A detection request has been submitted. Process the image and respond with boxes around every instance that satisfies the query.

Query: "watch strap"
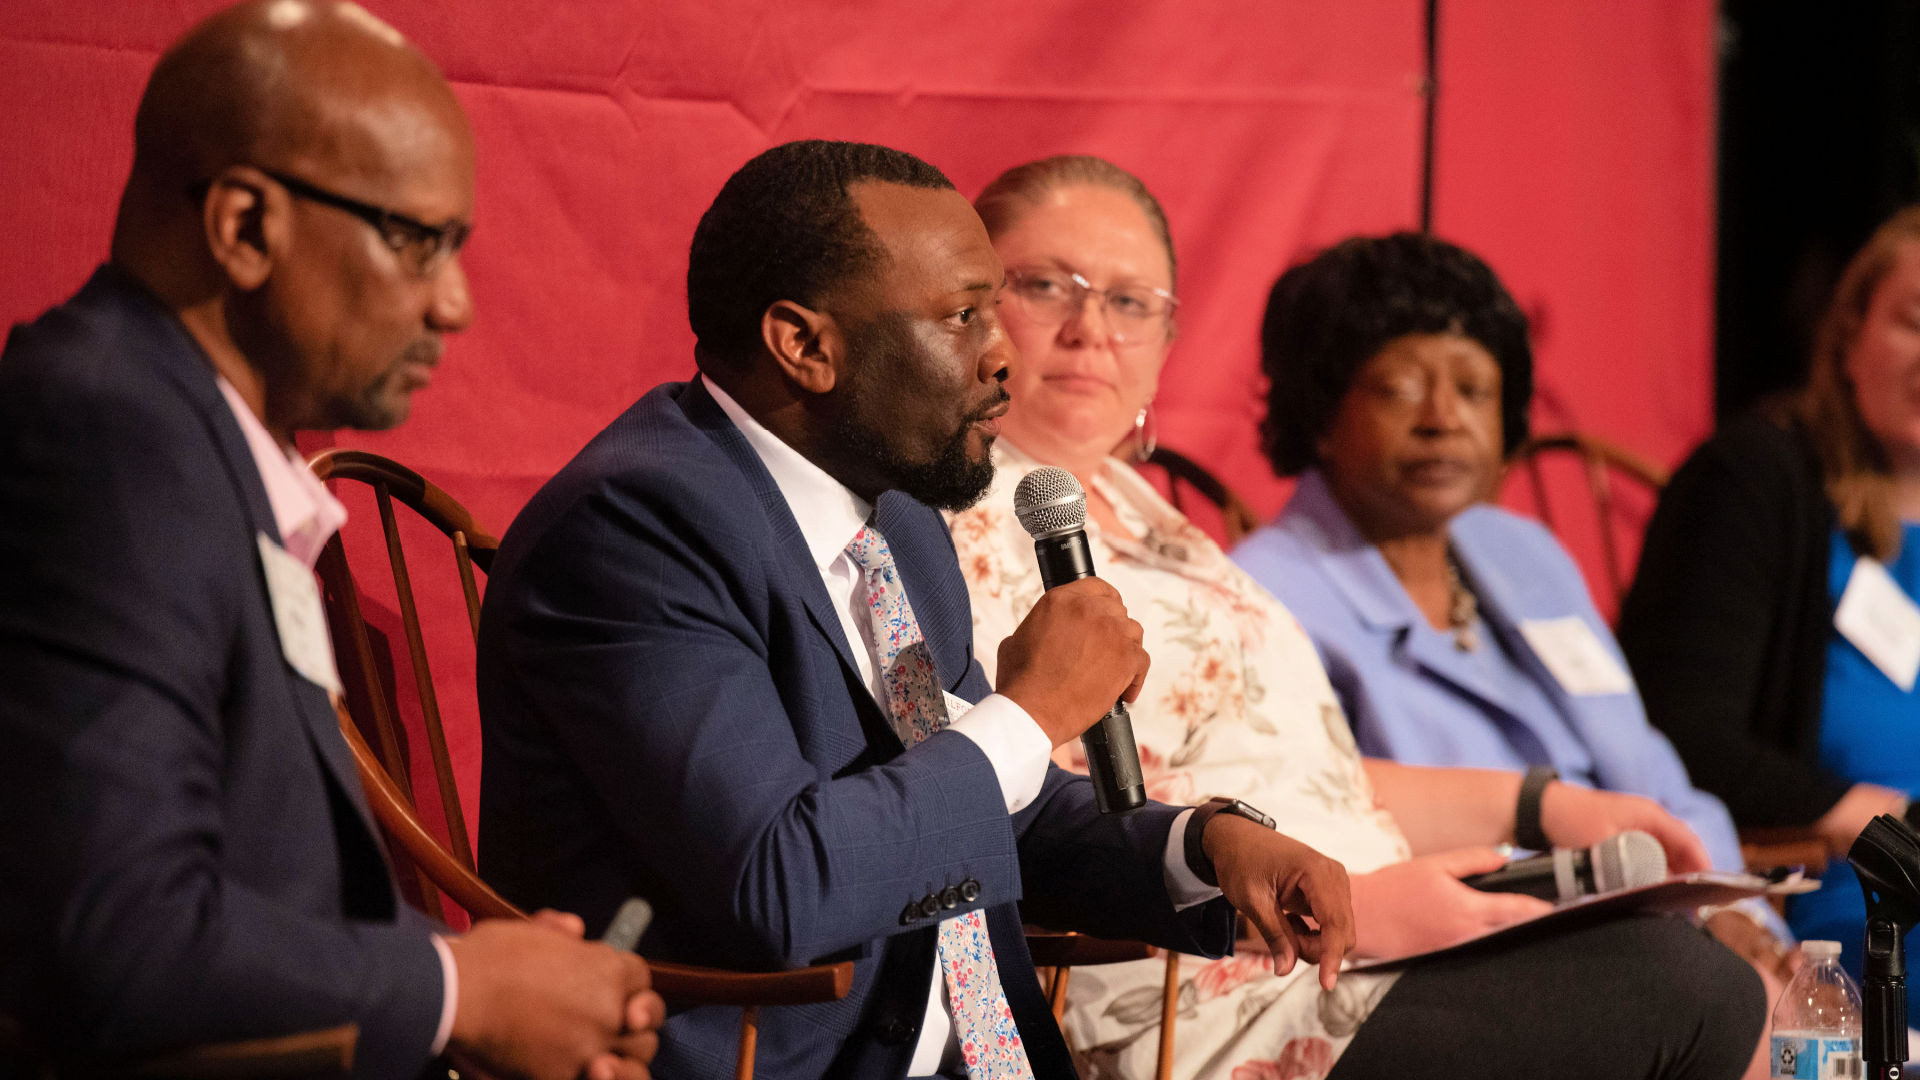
[1515,765,1558,852]
[1183,797,1276,888]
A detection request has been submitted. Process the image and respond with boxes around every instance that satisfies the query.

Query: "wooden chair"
[307,449,852,1080]
[1027,932,1182,1080]
[111,1028,358,1080]
[1738,829,1831,876]
[0,1014,356,1080]
[1507,431,1670,614]
[1738,827,1831,916]
[1138,446,1262,547]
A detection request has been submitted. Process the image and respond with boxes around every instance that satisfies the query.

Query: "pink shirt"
[214,377,346,568]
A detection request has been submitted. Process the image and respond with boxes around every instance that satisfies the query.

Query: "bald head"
[124,1,464,201]
[113,0,477,443]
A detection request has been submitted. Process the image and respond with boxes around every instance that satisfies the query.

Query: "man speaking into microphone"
[474,140,1354,1079]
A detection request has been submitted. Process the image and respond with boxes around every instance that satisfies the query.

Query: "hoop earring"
[1132,402,1158,463]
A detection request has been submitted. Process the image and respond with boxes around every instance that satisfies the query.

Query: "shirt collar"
[702,375,872,571]
[215,375,348,568]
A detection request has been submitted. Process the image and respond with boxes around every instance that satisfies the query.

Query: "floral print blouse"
[951,442,1409,874]
[949,442,1413,1080]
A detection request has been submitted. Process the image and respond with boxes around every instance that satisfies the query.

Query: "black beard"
[831,406,997,512]
[828,315,1000,512]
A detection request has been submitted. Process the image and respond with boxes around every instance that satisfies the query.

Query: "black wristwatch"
[1514,765,1559,852]
[1184,797,1278,888]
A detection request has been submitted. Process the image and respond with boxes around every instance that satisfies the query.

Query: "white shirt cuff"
[946,693,1051,813]
[430,933,458,1056]
[1163,808,1223,911]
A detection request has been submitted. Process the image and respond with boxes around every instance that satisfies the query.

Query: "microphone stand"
[1863,913,1906,1079]
[1849,815,1920,1079]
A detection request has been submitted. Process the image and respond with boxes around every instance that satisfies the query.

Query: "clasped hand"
[446,909,664,1080]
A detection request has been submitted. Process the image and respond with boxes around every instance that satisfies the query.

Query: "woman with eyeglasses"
[950,155,1761,1080]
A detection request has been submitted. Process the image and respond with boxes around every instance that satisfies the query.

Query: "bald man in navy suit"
[0,5,659,1077]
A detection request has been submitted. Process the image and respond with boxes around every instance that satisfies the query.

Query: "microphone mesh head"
[1592,830,1668,892]
[1013,467,1087,538]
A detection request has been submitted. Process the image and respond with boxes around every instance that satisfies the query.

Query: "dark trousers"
[1330,914,1765,1080]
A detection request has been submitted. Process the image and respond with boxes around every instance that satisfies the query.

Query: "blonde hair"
[1794,205,1920,561]
[973,154,1177,289]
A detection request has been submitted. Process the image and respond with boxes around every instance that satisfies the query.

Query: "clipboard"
[1347,870,1816,972]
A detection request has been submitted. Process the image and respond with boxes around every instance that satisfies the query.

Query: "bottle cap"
[1802,940,1842,959]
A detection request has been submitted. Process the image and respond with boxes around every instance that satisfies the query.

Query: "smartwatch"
[1184,797,1278,888]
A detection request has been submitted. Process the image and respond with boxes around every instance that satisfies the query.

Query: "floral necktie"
[845,524,1034,1079]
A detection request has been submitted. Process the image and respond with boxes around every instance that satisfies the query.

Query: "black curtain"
[1716,0,1920,417]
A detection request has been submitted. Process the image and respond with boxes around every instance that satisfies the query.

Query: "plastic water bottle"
[1772,940,1863,1079]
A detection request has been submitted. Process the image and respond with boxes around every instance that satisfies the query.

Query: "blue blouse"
[1788,524,1920,1024]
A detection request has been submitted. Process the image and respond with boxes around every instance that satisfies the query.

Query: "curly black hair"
[687,139,954,370]
[1259,232,1533,476]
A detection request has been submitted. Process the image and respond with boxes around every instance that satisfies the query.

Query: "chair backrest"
[309,448,498,924]
[1507,431,1670,612]
[1135,446,1262,547]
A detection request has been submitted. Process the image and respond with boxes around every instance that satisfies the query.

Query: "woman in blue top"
[1231,233,1788,973]
[1617,208,1920,1019]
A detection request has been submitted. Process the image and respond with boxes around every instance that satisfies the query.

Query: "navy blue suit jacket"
[477,379,1232,1079]
[0,268,443,1078]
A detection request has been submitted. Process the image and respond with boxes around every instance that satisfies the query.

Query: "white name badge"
[257,532,343,695]
[1834,556,1920,692]
[1518,616,1635,697]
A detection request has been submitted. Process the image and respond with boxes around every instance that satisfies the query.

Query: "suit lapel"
[1448,514,1608,759]
[112,274,279,542]
[118,271,390,855]
[1289,471,1527,718]
[678,381,893,755]
[1447,513,1584,697]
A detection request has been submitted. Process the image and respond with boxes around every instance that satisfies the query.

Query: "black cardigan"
[1616,411,1854,829]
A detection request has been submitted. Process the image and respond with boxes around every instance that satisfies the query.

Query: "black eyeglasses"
[189,169,471,277]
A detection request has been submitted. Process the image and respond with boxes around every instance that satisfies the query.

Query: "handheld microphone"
[1012,467,1146,814]
[1461,830,1668,901]
[601,897,654,952]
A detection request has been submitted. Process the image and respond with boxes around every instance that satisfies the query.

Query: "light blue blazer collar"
[1274,471,1752,880]
[1282,470,1572,726]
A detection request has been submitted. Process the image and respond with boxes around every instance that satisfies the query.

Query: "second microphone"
[1461,830,1670,901]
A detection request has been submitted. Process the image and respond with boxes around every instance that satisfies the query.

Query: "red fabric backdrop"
[1437,0,1719,615]
[0,0,1714,850]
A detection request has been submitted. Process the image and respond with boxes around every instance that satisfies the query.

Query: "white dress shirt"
[702,377,1215,1075]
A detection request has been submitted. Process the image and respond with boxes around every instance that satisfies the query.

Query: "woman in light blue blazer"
[1231,233,1787,971]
